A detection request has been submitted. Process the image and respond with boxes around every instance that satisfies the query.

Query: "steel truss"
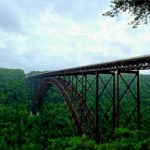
[28,69,141,143]
[115,70,140,129]
[27,55,150,143]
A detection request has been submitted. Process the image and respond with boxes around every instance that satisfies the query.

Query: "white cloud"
[0,0,149,73]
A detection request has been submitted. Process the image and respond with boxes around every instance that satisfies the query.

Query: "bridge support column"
[95,71,99,143]
[81,73,84,124]
[137,71,140,129]
[114,70,119,128]
[114,70,141,130]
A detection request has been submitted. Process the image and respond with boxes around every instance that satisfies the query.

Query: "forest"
[0,68,150,150]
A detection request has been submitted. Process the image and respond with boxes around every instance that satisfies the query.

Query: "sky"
[0,0,150,73]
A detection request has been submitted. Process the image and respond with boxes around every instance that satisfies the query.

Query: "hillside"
[0,68,150,149]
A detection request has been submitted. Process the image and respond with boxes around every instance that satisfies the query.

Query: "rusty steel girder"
[32,77,103,142]
[28,55,150,79]
[27,55,150,143]
[32,77,84,135]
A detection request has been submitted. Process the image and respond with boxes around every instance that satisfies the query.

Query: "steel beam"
[137,71,140,129]
[28,55,150,79]
[95,71,99,142]
[115,70,119,128]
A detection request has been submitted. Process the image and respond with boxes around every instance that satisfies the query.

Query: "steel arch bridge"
[27,55,150,143]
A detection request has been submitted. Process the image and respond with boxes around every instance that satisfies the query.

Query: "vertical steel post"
[137,71,140,129]
[75,75,77,90]
[63,74,66,89]
[81,73,84,124]
[82,73,84,100]
[115,70,119,128]
[95,71,99,141]
[84,74,87,102]
[113,72,116,129]
[71,74,73,100]
[69,75,71,84]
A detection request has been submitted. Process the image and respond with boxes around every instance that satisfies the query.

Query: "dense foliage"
[0,68,27,105]
[0,68,150,149]
[104,0,150,27]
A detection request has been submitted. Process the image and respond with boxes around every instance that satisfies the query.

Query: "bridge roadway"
[28,55,150,78]
[28,55,150,143]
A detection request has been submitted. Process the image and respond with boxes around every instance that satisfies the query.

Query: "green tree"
[104,0,150,27]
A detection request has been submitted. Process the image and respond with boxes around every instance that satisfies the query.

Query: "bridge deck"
[28,55,150,78]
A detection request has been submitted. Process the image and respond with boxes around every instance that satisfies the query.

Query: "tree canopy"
[104,0,150,28]
[0,68,150,149]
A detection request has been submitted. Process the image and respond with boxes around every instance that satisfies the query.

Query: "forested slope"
[0,68,150,150]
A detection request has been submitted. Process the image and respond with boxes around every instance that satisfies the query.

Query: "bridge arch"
[32,77,84,135]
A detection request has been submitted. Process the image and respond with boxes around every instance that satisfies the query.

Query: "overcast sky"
[0,0,150,73]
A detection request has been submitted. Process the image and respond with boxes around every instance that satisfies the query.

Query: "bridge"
[27,55,150,143]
